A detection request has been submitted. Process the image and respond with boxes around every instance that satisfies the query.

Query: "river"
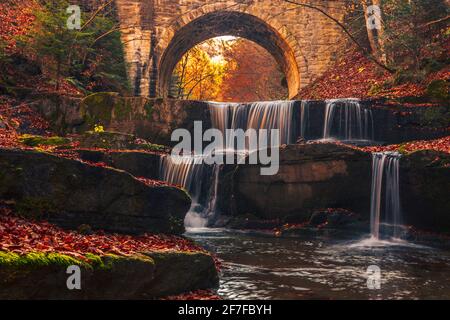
[186,228,450,300]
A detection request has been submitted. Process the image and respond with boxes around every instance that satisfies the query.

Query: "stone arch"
[157,11,301,99]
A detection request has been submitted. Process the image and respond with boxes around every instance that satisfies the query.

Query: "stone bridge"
[115,0,347,98]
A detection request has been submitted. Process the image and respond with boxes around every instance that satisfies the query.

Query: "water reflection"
[186,229,450,300]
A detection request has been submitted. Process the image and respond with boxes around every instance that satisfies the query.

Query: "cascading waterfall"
[160,155,219,228]
[300,100,310,139]
[160,100,297,228]
[370,152,402,240]
[160,99,377,228]
[209,100,296,148]
[323,98,373,141]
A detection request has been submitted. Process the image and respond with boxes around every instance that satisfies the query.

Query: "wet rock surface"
[232,143,372,222]
[0,148,190,235]
[400,150,450,232]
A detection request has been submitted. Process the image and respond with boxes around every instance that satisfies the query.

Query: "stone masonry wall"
[115,0,348,98]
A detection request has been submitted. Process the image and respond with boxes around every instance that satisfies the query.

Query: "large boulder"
[0,148,190,235]
[400,150,450,232]
[73,149,162,180]
[0,251,219,299]
[78,94,211,145]
[108,150,162,180]
[232,143,372,222]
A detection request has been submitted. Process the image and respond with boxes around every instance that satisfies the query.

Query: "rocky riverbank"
[217,143,450,236]
[0,132,219,299]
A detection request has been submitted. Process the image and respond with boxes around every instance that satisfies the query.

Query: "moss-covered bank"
[0,250,219,299]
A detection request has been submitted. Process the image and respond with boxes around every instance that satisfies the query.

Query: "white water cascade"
[370,152,402,240]
[323,98,374,141]
[159,155,220,228]
[160,100,298,228]
[209,100,296,149]
[300,100,310,139]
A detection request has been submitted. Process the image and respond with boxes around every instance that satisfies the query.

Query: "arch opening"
[158,11,300,99]
[171,37,289,101]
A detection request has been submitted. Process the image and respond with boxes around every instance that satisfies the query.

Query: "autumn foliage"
[360,136,450,154]
[219,39,287,102]
[0,206,209,262]
[297,49,450,100]
[0,1,36,54]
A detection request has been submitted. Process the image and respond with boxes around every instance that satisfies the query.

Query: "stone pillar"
[116,0,153,96]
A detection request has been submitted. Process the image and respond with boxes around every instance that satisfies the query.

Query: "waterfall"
[323,99,373,141]
[159,100,298,228]
[209,100,296,148]
[160,155,220,228]
[370,152,402,239]
[300,100,310,139]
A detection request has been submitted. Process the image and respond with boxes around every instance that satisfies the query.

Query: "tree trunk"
[56,58,61,91]
[372,0,387,65]
[362,0,387,64]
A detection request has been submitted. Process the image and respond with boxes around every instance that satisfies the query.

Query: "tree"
[220,39,288,101]
[381,0,449,73]
[282,0,394,73]
[16,0,129,93]
[173,39,230,100]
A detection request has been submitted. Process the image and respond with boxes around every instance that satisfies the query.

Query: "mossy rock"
[78,131,136,149]
[113,98,133,121]
[136,142,167,153]
[77,131,168,152]
[0,250,219,299]
[80,92,119,128]
[0,251,156,299]
[18,134,71,147]
[0,251,91,270]
[0,148,191,235]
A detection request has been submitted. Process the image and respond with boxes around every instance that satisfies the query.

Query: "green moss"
[18,134,70,147]
[0,251,157,274]
[137,142,167,153]
[397,144,410,155]
[80,92,119,127]
[0,251,91,269]
[83,253,121,270]
[144,100,155,119]
[114,99,133,121]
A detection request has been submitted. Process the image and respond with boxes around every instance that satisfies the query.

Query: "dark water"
[186,229,450,300]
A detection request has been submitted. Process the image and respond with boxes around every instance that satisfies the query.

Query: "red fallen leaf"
[360,136,450,154]
[0,205,221,271]
[161,289,221,300]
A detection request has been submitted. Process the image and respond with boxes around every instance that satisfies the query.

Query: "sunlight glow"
[211,54,226,64]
